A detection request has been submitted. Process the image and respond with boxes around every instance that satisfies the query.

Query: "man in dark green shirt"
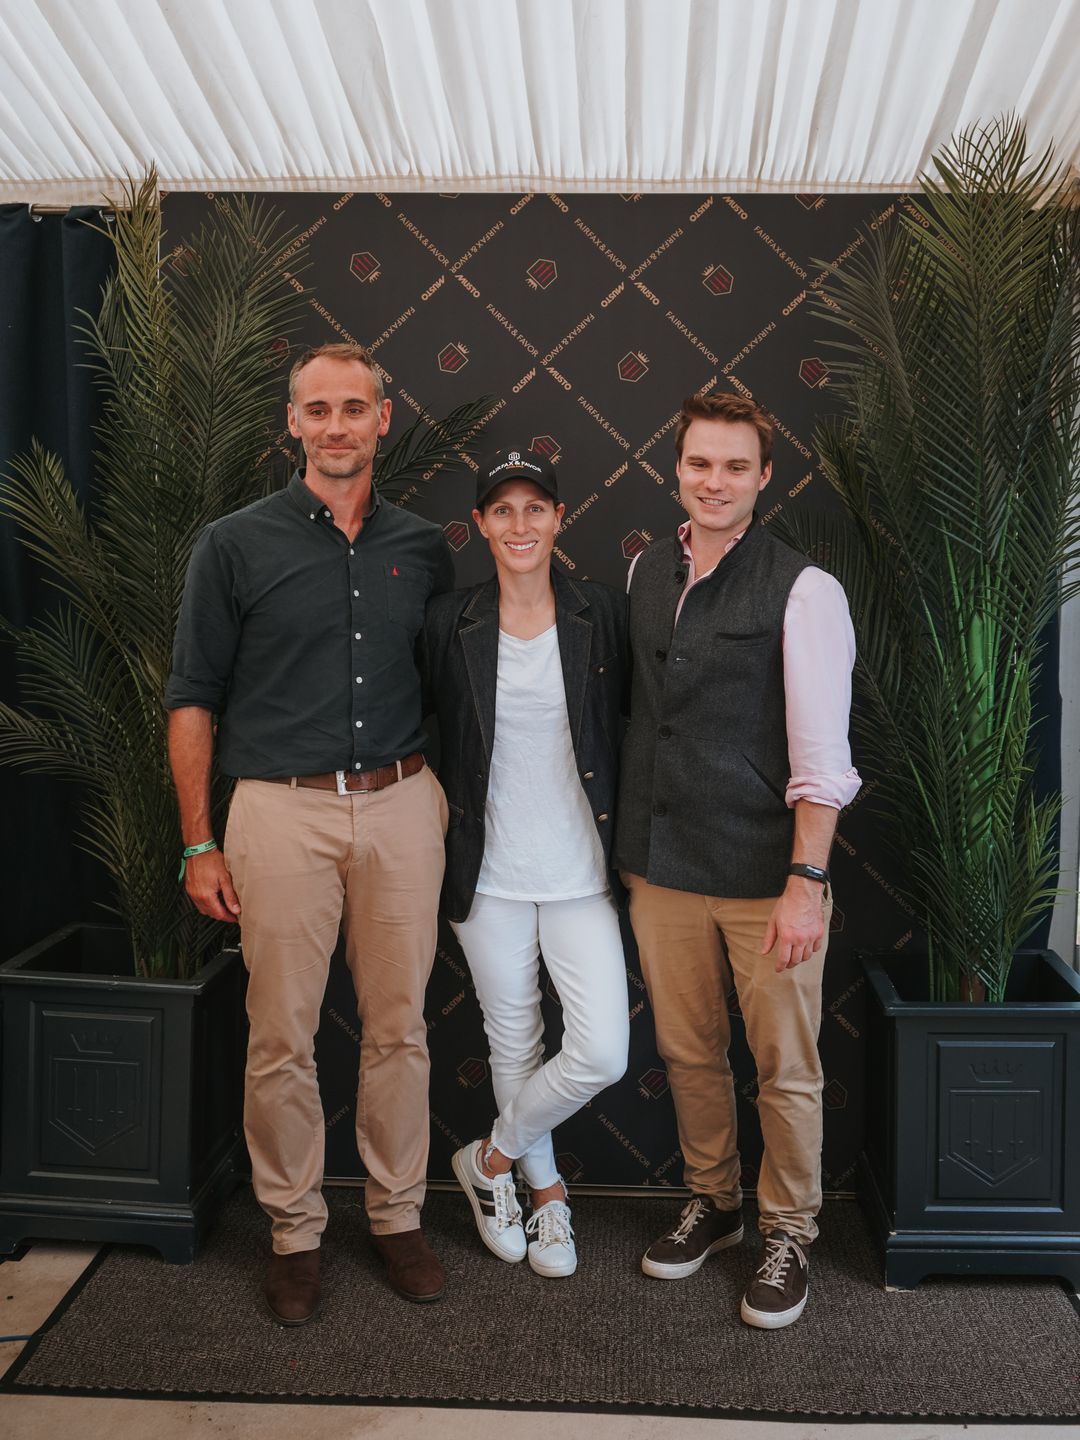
[167,343,453,1324]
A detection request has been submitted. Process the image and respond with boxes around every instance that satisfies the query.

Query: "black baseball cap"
[475,446,559,508]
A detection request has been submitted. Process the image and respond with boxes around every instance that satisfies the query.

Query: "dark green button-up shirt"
[165,472,454,777]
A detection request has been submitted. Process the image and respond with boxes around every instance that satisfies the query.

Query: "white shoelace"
[755,1233,806,1290]
[666,1196,710,1246]
[525,1201,574,1251]
[490,1173,523,1231]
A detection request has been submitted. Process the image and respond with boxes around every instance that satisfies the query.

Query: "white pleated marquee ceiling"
[1,0,1079,203]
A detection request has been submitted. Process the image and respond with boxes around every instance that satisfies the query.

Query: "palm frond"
[375,396,494,503]
[2,172,492,977]
[796,117,1080,1001]
[0,171,308,976]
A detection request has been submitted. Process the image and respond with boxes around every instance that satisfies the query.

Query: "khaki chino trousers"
[625,872,831,1244]
[224,766,448,1254]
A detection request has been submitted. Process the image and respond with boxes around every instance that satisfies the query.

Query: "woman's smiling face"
[474,480,565,575]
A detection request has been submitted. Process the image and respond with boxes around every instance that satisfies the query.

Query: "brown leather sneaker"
[371,1228,446,1302]
[740,1230,809,1328]
[641,1196,744,1279]
[265,1248,321,1325]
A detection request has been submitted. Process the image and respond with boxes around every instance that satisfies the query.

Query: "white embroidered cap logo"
[508,451,521,464]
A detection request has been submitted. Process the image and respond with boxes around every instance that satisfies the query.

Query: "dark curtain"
[0,206,116,958]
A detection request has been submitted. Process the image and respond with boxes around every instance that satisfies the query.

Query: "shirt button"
[597,665,605,674]
[323,508,331,518]
[309,512,316,519]
[355,720,363,728]
[355,676,363,684]
[653,802,667,818]
[355,632,362,639]
[658,725,672,739]
[596,812,609,823]
[349,547,354,555]
[582,770,594,780]
[353,589,360,597]
[355,762,362,770]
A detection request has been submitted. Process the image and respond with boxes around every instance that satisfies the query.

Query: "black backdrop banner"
[168,188,925,1190]
[0,206,115,960]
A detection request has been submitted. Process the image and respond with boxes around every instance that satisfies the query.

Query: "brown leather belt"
[261,751,426,795]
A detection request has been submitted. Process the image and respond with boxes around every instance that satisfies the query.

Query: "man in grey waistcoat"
[617,390,860,1328]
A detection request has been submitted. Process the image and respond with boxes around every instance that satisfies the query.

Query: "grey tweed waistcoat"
[615,516,811,898]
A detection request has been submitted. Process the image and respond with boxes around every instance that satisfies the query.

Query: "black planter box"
[860,949,1080,1291]
[0,923,246,1262]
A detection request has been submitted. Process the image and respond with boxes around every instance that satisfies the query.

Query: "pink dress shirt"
[628,522,861,812]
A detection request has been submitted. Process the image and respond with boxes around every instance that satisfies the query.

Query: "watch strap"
[789,862,828,884]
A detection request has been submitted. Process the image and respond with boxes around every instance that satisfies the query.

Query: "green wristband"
[179,839,217,881]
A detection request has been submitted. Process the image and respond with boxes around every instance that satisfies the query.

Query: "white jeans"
[451,890,629,1189]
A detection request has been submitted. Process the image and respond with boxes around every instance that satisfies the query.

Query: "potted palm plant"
[0,173,489,1260]
[787,118,1080,1289]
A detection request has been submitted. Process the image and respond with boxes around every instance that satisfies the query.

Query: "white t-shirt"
[475,624,609,901]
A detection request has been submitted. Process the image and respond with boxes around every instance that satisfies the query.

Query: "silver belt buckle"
[335,769,349,795]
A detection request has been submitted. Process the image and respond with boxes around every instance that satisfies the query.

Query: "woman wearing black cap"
[420,446,629,1278]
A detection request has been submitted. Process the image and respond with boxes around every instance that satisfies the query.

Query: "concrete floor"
[2,1240,1076,1440]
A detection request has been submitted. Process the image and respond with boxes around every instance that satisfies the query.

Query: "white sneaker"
[451,1141,526,1263]
[525,1199,577,1277]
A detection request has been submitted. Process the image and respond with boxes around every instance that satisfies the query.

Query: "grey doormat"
[4,1185,1079,1420]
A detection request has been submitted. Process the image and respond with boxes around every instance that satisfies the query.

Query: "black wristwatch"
[789,862,829,884]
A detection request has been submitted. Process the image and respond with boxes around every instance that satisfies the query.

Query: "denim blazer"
[420,567,627,923]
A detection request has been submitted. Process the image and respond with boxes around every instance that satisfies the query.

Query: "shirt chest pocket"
[384,562,428,636]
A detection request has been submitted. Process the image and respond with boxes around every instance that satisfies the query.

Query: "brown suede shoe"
[371,1228,445,1302]
[265,1248,321,1326]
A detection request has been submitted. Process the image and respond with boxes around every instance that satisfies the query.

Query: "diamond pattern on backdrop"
[165,189,915,1192]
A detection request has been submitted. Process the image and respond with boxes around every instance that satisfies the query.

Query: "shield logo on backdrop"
[169,245,195,277]
[530,434,561,461]
[556,1151,585,1182]
[51,1056,139,1154]
[822,1079,848,1110]
[266,336,290,367]
[443,520,470,551]
[638,1067,670,1100]
[438,342,470,373]
[702,263,733,296]
[350,251,381,283]
[795,193,825,210]
[947,1089,1041,1185]
[618,351,649,382]
[799,357,830,389]
[526,258,558,290]
[456,1057,488,1089]
[621,530,649,561]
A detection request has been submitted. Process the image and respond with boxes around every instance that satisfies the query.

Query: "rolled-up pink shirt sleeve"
[783,567,861,810]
